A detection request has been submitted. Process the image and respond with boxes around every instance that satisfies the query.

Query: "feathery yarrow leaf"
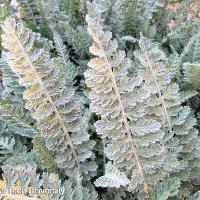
[135,36,200,188]
[94,162,130,188]
[85,4,167,195]
[149,178,180,200]
[52,28,77,85]
[181,32,200,64]
[1,60,24,103]
[1,17,96,178]
[0,165,98,200]
[183,62,200,90]
[0,99,37,138]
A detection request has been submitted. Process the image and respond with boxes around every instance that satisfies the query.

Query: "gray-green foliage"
[93,0,164,38]
[0,99,37,138]
[149,178,180,200]
[85,4,169,198]
[0,60,39,167]
[181,33,200,64]
[172,31,200,112]
[0,165,98,200]
[181,33,200,91]
[0,60,24,104]
[183,62,200,89]
[52,29,77,85]
[1,17,97,179]
[135,36,200,189]
[41,0,91,57]
[94,162,130,188]
[84,2,200,199]
[0,137,19,155]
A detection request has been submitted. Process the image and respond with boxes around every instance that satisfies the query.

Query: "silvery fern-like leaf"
[149,178,180,200]
[90,0,112,15]
[40,0,78,85]
[32,31,54,52]
[135,36,200,190]
[0,137,21,155]
[3,149,39,168]
[85,3,167,196]
[0,165,61,199]
[59,21,91,58]
[165,51,181,80]
[7,165,43,189]
[113,0,144,22]
[183,62,200,90]
[94,162,130,188]
[62,176,98,200]
[135,36,174,129]
[143,0,164,20]
[41,0,91,57]
[109,0,163,35]
[52,28,77,86]
[40,0,62,24]
[179,90,198,103]
[0,60,24,105]
[0,99,37,138]
[109,0,144,34]
[1,17,96,178]
[181,32,200,64]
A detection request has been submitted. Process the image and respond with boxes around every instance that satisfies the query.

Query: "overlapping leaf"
[85,4,167,196]
[1,17,96,178]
